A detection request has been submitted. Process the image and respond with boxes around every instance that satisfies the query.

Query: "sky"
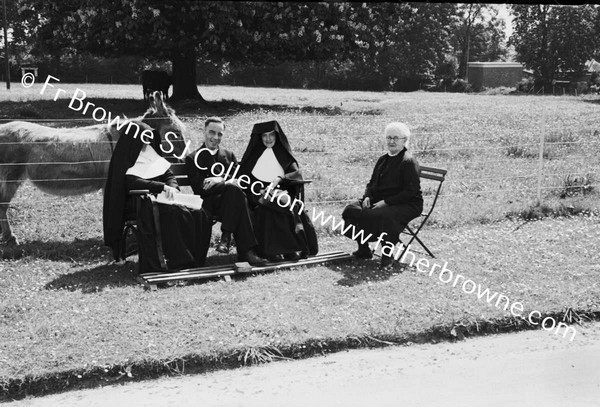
[498,4,514,38]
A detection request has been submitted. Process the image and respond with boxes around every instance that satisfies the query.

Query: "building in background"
[467,62,525,91]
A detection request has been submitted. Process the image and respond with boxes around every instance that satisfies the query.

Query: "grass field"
[1,83,599,399]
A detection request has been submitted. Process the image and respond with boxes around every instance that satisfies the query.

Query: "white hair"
[385,122,411,147]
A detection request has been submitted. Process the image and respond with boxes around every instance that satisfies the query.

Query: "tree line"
[1,2,598,99]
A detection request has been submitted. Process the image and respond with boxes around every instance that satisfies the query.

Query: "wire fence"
[0,110,598,212]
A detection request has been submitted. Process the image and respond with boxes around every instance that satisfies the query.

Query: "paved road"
[8,323,600,407]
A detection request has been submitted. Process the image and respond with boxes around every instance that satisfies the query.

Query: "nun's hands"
[268,176,282,191]
[163,185,177,200]
[372,200,388,209]
[361,197,371,209]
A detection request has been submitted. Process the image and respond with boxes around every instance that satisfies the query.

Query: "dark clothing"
[123,170,176,219]
[103,121,211,268]
[342,201,421,245]
[185,145,239,198]
[103,121,160,259]
[134,195,211,272]
[343,149,423,246]
[245,172,317,257]
[363,148,423,206]
[126,172,211,271]
[126,170,178,194]
[239,121,318,256]
[185,145,258,253]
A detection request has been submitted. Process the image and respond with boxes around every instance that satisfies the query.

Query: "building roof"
[467,62,524,68]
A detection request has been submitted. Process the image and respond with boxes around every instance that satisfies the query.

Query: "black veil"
[103,121,161,259]
[239,120,298,176]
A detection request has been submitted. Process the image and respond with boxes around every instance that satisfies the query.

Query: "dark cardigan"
[363,148,423,207]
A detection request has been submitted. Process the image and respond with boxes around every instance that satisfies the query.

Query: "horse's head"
[141,91,188,159]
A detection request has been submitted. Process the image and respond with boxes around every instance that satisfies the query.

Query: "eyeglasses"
[386,136,406,142]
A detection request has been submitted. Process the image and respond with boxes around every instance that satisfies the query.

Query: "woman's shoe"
[239,250,267,266]
[268,254,285,262]
[215,231,232,254]
[283,252,301,261]
[352,243,372,259]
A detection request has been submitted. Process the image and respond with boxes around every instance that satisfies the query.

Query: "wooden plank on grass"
[138,251,353,288]
[237,251,353,274]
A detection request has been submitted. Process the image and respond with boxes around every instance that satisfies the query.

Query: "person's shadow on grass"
[0,238,110,262]
[44,261,139,293]
[334,256,410,287]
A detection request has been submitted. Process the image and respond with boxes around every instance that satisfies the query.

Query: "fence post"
[536,108,546,205]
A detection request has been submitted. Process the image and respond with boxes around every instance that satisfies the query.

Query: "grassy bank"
[1,216,599,399]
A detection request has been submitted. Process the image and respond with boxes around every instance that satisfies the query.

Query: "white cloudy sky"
[498,4,514,38]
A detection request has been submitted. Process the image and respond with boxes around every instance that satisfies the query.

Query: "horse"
[142,70,172,101]
[0,91,188,246]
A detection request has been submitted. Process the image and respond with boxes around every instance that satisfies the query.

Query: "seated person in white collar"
[341,122,423,269]
[237,120,318,262]
[103,121,211,271]
[184,117,266,266]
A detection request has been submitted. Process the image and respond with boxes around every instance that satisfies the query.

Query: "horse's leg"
[0,168,26,246]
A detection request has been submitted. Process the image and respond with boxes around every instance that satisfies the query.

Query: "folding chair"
[396,166,447,259]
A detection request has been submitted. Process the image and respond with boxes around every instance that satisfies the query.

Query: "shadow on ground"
[582,98,600,107]
[0,98,352,125]
[0,237,109,261]
[334,256,408,287]
[44,261,138,293]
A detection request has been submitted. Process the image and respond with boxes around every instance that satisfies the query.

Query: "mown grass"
[1,84,600,398]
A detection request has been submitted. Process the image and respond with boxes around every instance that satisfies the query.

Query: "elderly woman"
[104,121,211,272]
[342,122,423,269]
[238,120,318,262]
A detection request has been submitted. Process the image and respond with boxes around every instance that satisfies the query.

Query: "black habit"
[103,121,211,270]
[239,121,318,257]
[342,148,423,245]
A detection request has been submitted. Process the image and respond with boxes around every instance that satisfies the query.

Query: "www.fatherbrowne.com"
[310,208,577,342]
[32,75,576,341]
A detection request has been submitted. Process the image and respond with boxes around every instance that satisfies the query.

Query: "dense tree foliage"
[451,4,507,79]
[510,4,599,90]
[16,1,357,99]
[6,2,553,96]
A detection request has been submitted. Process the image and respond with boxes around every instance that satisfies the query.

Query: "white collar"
[251,148,285,182]
[207,148,218,156]
[388,149,405,157]
[126,144,171,179]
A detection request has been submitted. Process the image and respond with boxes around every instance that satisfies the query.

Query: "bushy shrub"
[575,81,588,95]
[205,60,392,91]
[29,54,144,84]
[450,78,472,93]
[559,174,594,198]
[435,55,459,89]
[517,77,535,93]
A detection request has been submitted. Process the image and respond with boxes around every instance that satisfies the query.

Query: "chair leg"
[410,234,435,258]
[402,225,435,258]
[120,225,130,261]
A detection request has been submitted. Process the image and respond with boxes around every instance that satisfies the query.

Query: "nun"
[238,121,318,262]
[103,121,211,272]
